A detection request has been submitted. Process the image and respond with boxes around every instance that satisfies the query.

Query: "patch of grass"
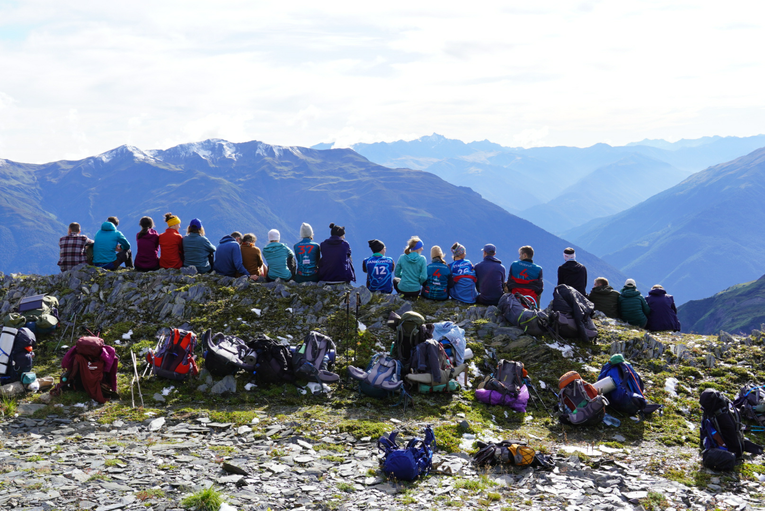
[336,420,388,439]
[336,482,356,493]
[87,472,112,481]
[640,491,669,511]
[181,486,224,511]
[314,442,344,452]
[104,458,122,467]
[159,464,178,471]
[1,396,17,416]
[26,455,44,462]
[209,445,236,456]
[136,488,165,501]
[454,475,497,492]
[322,455,345,463]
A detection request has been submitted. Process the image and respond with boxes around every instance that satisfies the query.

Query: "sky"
[0,0,764,163]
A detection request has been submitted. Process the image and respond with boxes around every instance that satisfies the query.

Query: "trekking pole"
[526,379,553,419]
[130,350,144,408]
[344,291,351,365]
[354,292,360,365]
[55,312,77,352]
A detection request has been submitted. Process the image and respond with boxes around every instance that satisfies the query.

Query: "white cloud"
[0,1,764,162]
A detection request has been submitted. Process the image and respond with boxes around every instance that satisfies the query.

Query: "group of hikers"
[57,215,681,332]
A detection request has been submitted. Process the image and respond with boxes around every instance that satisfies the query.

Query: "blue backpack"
[597,355,658,416]
[377,426,436,481]
[348,352,404,399]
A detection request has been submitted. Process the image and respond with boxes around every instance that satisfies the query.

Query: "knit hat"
[166,215,181,227]
[268,229,280,242]
[431,246,445,260]
[368,239,385,253]
[564,247,576,261]
[300,223,314,239]
[652,284,664,290]
[609,353,625,365]
[329,223,345,237]
[189,218,202,229]
[624,278,636,288]
[483,243,496,255]
[451,243,466,258]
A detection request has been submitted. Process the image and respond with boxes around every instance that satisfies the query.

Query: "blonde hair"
[431,245,445,264]
[404,236,422,255]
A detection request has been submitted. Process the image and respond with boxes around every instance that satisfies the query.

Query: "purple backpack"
[475,360,529,412]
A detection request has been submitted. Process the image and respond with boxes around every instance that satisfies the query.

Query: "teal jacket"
[93,222,131,265]
[394,252,428,293]
[183,233,216,273]
[618,287,651,328]
[263,242,295,280]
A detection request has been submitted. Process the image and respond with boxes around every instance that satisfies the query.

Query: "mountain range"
[677,275,765,335]
[0,139,626,298]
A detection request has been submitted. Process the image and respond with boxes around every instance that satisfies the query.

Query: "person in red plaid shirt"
[57,222,92,272]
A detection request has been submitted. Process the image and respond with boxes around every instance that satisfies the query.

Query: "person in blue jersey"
[293,223,321,283]
[507,245,544,308]
[362,239,395,293]
[448,242,477,304]
[475,243,506,306]
[394,236,428,298]
[421,246,451,301]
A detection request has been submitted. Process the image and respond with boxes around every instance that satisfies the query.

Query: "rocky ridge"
[0,268,764,511]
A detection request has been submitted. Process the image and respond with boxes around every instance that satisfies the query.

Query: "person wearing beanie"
[262,228,296,281]
[317,223,356,283]
[588,277,620,318]
[474,243,506,306]
[618,279,651,328]
[93,217,132,270]
[159,213,184,269]
[134,216,160,272]
[421,245,451,300]
[645,284,681,332]
[448,242,477,304]
[182,218,216,273]
[394,236,428,298]
[294,223,321,283]
[213,231,252,278]
[507,245,544,307]
[362,239,395,293]
[239,233,266,278]
[557,247,587,296]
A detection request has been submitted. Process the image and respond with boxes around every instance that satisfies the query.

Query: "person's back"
[557,247,587,296]
[618,279,651,328]
[448,243,477,304]
[93,220,131,269]
[421,246,451,300]
[134,216,160,271]
[362,239,394,293]
[58,223,91,272]
[645,285,681,332]
[294,223,321,283]
[317,223,355,283]
[588,278,620,318]
[508,246,544,307]
[214,234,249,277]
[240,234,264,277]
[394,238,428,295]
[262,229,295,281]
[474,244,506,306]
[182,219,215,273]
[159,213,184,269]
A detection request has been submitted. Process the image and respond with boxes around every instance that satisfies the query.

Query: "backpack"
[246,334,295,385]
[700,388,763,470]
[390,311,430,371]
[475,360,530,411]
[292,331,339,384]
[0,326,36,384]
[558,371,607,426]
[201,330,257,377]
[53,336,118,404]
[597,356,661,417]
[348,352,404,398]
[734,382,765,427]
[4,295,60,334]
[377,426,436,481]
[405,339,463,393]
[497,293,548,336]
[472,440,554,469]
[549,285,598,342]
[149,329,199,381]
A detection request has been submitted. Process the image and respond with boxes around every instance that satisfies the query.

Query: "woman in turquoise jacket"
[394,236,428,298]
[182,218,216,273]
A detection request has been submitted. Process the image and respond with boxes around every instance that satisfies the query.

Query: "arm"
[117,232,131,251]
[419,258,428,284]
[394,257,403,278]
[557,266,563,286]
[642,297,651,316]
[233,247,249,277]
[362,258,368,273]
[287,250,297,276]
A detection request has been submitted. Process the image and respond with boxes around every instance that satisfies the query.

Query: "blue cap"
[483,243,496,254]
[190,218,202,229]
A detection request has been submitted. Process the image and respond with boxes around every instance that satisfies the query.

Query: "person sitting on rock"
[93,217,132,270]
[362,239,395,293]
[421,246,451,301]
[214,231,253,278]
[475,243,506,306]
[159,213,184,269]
[240,233,266,279]
[448,242,477,304]
[557,247,587,296]
[182,218,216,273]
[645,284,681,332]
[58,222,92,272]
[230,231,242,244]
[262,229,296,282]
[134,216,160,272]
[394,236,428,299]
[618,279,651,328]
[294,223,321,283]
[588,277,620,318]
[317,223,355,283]
[507,245,544,308]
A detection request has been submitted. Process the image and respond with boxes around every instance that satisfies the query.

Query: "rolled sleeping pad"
[593,376,616,394]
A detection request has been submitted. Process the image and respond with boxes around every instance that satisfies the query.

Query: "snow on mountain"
[95,145,156,164]
[153,138,241,162]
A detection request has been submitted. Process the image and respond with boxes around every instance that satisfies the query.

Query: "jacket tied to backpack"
[54,336,119,404]
[378,426,436,481]
[549,284,598,342]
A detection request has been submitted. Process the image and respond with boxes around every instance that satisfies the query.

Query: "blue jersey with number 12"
[363,255,395,293]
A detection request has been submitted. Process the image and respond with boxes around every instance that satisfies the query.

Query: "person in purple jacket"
[645,284,681,332]
[474,243,506,306]
[317,223,356,283]
[134,217,160,272]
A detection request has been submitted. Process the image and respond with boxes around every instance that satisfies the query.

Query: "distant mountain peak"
[156,139,241,162]
[419,133,447,142]
[96,144,155,164]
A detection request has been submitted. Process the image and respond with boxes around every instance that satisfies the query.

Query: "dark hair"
[242,233,256,244]
[137,216,154,239]
[230,231,242,240]
[187,224,204,235]
[107,216,119,227]
[68,222,81,233]
[594,277,609,287]
[164,212,174,222]
[329,223,345,237]
[519,245,534,259]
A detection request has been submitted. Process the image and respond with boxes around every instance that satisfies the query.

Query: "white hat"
[268,229,280,242]
[624,278,636,288]
[300,223,313,238]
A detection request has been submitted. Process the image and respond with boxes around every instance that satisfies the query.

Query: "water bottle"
[603,413,621,427]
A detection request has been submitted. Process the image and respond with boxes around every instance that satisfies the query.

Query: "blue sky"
[0,0,764,162]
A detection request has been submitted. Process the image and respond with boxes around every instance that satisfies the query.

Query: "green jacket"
[618,287,651,328]
[394,252,428,293]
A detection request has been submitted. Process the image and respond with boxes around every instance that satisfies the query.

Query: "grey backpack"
[292,331,339,383]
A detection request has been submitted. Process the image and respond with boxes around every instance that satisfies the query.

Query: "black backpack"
[479,360,525,397]
[734,382,765,427]
[201,330,256,377]
[247,334,295,385]
[292,331,339,383]
[699,388,763,470]
[0,326,36,384]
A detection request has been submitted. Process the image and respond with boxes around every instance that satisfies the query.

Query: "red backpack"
[149,329,199,381]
